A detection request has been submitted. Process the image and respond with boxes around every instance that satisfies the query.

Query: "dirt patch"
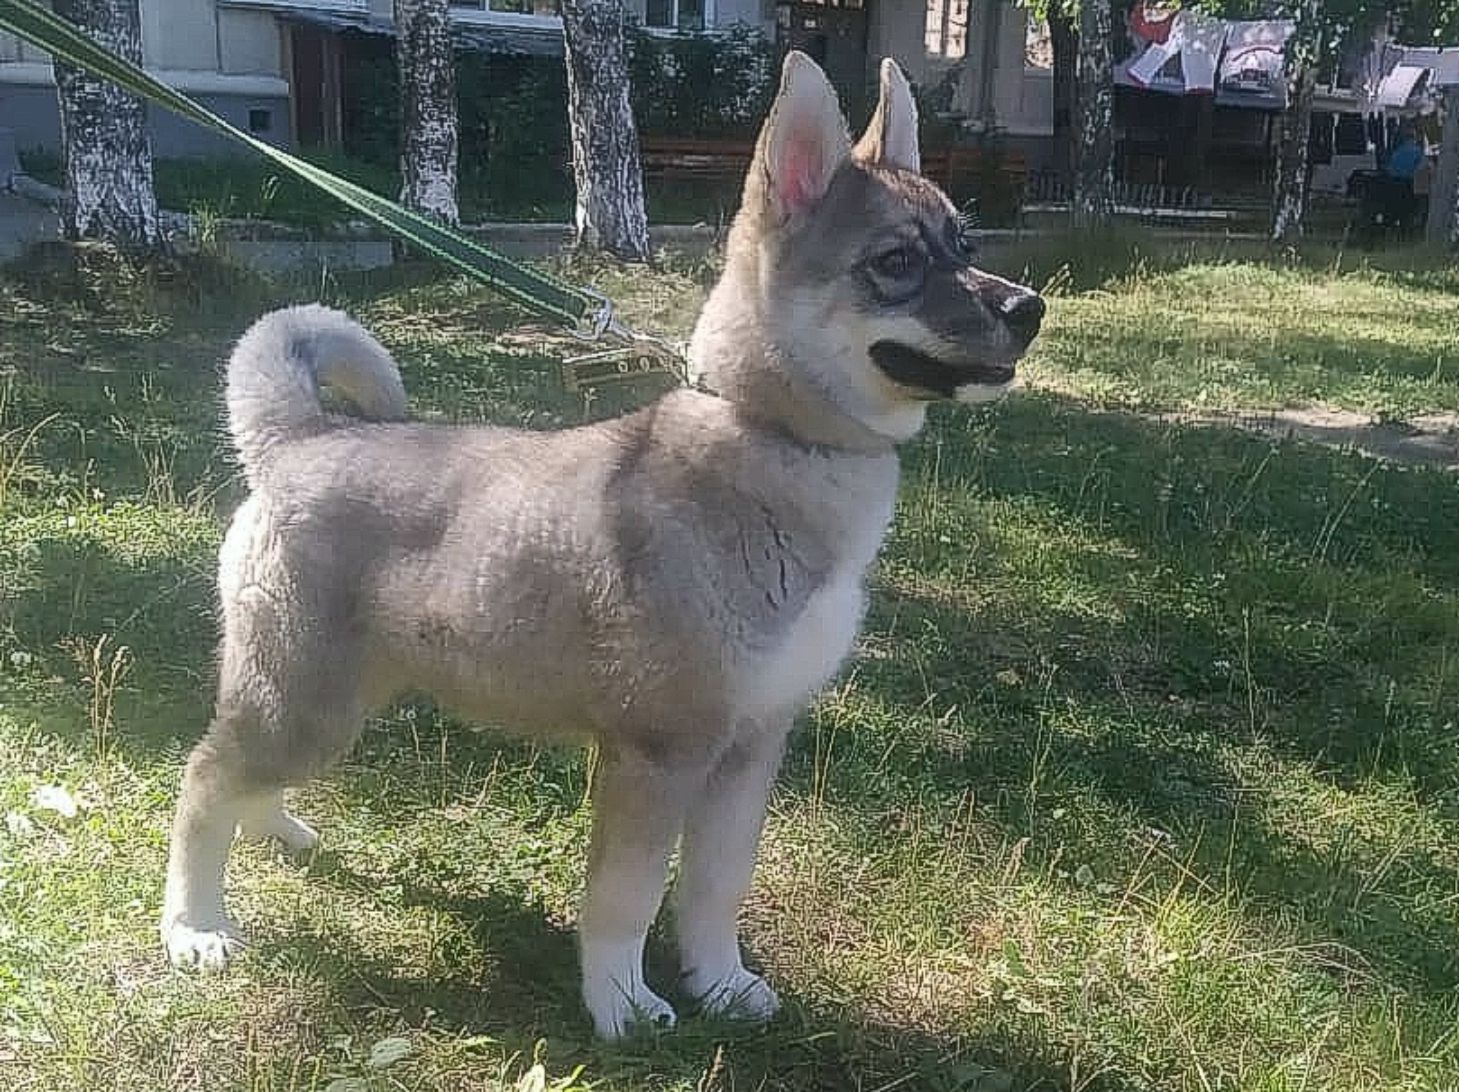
[1151,407,1459,471]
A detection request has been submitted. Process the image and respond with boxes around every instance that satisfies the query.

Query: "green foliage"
[340,35,574,222]
[330,27,777,222]
[625,23,776,139]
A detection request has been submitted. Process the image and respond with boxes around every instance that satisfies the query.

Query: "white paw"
[237,808,319,853]
[583,978,678,1040]
[688,967,780,1021]
[161,916,245,972]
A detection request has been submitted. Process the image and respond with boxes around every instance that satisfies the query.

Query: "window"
[248,108,272,134]
[450,0,559,17]
[924,0,967,61]
[643,0,704,31]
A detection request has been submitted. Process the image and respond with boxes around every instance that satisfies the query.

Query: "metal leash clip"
[561,290,689,393]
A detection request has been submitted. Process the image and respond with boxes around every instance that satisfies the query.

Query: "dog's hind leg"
[161,693,362,970]
[161,611,366,972]
[578,745,692,1039]
[237,789,319,853]
[160,715,266,970]
[674,725,786,1021]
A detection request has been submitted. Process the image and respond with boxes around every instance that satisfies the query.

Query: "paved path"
[1137,407,1459,472]
[0,187,60,263]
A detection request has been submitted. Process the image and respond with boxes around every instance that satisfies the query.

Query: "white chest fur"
[737,566,867,721]
[733,469,895,722]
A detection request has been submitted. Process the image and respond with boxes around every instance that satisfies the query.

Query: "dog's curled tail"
[226,304,407,479]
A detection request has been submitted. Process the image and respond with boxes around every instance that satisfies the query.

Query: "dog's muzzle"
[999,291,1045,348]
[869,341,1017,400]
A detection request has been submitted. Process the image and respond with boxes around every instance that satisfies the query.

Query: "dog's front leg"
[674,724,786,1021]
[578,746,687,1038]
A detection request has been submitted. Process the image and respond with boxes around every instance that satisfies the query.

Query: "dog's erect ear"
[854,58,920,174]
[756,50,851,218]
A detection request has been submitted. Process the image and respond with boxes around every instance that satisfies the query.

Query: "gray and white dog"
[160,51,1043,1039]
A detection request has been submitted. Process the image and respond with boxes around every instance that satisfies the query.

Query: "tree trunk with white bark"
[52,0,161,252]
[1426,86,1459,247]
[1072,0,1114,229]
[560,0,650,262]
[395,0,460,225]
[1270,0,1321,244]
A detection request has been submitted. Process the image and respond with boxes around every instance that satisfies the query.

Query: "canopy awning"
[281,8,564,58]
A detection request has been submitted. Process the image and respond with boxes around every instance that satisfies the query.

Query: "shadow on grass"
[255,860,1135,1092]
[803,392,1459,994]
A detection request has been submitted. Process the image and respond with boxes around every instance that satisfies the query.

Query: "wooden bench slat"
[639,136,1032,207]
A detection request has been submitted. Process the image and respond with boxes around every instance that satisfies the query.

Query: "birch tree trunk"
[1426,85,1459,247]
[1050,10,1077,187]
[395,0,460,225]
[1270,0,1321,244]
[560,0,651,262]
[1072,0,1114,229]
[52,0,161,252]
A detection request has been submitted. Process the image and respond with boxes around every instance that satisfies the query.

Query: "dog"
[159,51,1043,1039]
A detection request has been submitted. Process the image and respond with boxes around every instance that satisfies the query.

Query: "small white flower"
[31,785,80,819]
[5,812,35,838]
[8,651,32,669]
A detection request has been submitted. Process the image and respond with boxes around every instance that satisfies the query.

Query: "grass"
[1025,257,1459,418]
[2,236,1459,1091]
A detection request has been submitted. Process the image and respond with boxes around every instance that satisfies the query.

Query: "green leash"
[0,0,685,389]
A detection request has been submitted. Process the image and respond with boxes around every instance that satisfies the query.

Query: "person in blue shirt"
[1370,121,1425,238]
[1384,124,1424,181]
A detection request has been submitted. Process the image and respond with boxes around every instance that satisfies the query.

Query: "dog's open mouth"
[869,341,1017,400]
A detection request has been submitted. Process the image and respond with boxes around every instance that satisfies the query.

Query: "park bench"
[640,136,1030,204]
[640,136,755,184]
[922,145,1029,205]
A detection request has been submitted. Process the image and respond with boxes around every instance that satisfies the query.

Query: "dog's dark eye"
[948,213,977,261]
[951,221,975,260]
[870,246,923,281]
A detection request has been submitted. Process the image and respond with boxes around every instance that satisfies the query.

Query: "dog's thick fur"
[160,53,1043,1038]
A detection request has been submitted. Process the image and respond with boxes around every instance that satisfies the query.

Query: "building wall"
[1007,68,1052,136]
[0,81,289,157]
[868,0,962,105]
[711,0,772,32]
[868,0,1044,132]
[141,0,220,69]
[985,5,1044,132]
[0,22,51,64]
[0,1,291,156]
[219,8,287,76]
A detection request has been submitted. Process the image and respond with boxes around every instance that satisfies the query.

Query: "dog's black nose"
[1000,292,1045,344]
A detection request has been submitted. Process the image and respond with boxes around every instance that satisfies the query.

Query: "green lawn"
[2,240,1458,1091]
[1029,259,1459,417]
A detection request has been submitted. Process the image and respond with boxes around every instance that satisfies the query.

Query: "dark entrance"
[775,0,869,123]
[288,22,343,149]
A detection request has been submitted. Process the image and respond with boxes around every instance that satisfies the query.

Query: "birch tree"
[560,0,651,262]
[395,0,460,225]
[1072,0,1115,228]
[52,0,161,252]
[1270,0,1322,243]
